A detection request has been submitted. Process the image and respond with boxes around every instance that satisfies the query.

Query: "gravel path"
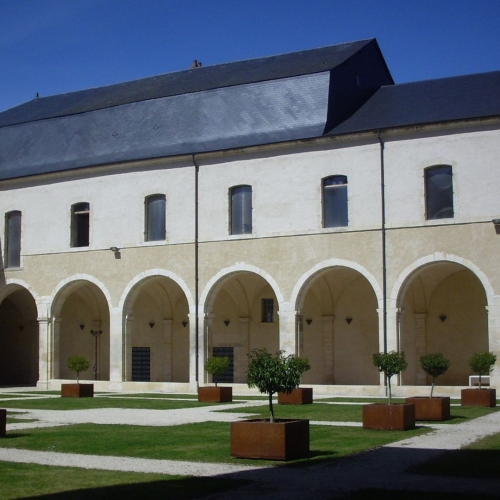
[2,393,500,498]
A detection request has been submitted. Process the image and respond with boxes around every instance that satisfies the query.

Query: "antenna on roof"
[190,60,202,68]
[35,92,39,98]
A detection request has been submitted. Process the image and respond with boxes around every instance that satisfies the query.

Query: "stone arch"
[0,283,39,385]
[393,254,490,386]
[121,271,191,383]
[291,259,381,385]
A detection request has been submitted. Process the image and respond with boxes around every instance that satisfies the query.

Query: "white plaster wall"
[384,127,500,227]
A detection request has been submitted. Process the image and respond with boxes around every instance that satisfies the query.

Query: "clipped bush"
[373,351,407,404]
[67,356,90,384]
[420,353,451,397]
[205,356,230,387]
[469,352,497,389]
[247,348,310,422]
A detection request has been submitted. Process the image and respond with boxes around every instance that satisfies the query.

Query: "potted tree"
[278,357,313,405]
[198,356,232,402]
[61,356,93,398]
[363,350,415,430]
[461,352,497,407]
[230,348,311,460]
[406,353,451,420]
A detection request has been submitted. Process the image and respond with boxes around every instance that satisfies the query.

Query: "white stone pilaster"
[278,301,295,355]
[109,307,122,383]
[323,315,334,384]
[163,319,173,381]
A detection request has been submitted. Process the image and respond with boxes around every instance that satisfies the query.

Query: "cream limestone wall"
[1,121,499,393]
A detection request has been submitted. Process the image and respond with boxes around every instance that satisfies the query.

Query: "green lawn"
[0,461,248,500]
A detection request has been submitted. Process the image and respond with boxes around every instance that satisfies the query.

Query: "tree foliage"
[372,351,407,405]
[246,348,310,422]
[67,356,90,384]
[469,352,497,389]
[205,356,230,387]
[419,353,451,397]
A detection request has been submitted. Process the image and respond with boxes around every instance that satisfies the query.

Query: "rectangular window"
[71,202,90,247]
[212,347,234,383]
[323,175,348,228]
[145,194,166,241]
[132,347,151,381]
[425,165,454,220]
[261,298,274,323]
[5,210,21,268]
[230,185,252,235]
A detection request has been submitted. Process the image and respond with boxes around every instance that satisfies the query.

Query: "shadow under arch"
[291,259,382,386]
[393,254,491,386]
[51,276,111,381]
[0,282,39,385]
[120,271,191,383]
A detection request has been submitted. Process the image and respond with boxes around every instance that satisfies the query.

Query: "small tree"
[373,351,407,405]
[419,353,450,398]
[469,352,497,389]
[67,356,90,384]
[247,348,310,422]
[205,356,230,387]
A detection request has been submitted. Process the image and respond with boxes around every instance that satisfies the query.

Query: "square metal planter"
[461,388,496,407]
[363,403,415,430]
[61,383,94,398]
[230,418,309,460]
[278,388,313,405]
[405,397,450,421]
[198,386,232,403]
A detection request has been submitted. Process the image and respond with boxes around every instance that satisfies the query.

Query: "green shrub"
[67,356,90,384]
[247,348,310,422]
[373,351,407,404]
[419,353,450,397]
[469,352,497,389]
[205,356,230,387]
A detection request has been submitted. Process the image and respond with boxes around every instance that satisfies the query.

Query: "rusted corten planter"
[0,409,6,437]
[198,386,232,403]
[230,419,309,460]
[405,397,450,421]
[461,388,496,407]
[278,388,313,405]
[61,383,94,398]
[363,403,415,431]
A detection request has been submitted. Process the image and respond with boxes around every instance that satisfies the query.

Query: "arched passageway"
[0,286,38,385]
[398,262,488,386]
[205,271,279,384]
[296,267,379,385]
[53,281,110,381]
[123,276,189,382]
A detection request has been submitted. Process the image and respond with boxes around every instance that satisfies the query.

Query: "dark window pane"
[323,176,348,228]
[425,166,454,220]
[212,347,234,383]
[71,203,90,247]
[146,194,166,241]
[5,210,21,267]
[231,185,252,235]
[261,298,274,322]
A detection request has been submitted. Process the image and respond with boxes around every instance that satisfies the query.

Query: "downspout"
[192,154,200,387]
[378,131,388,355]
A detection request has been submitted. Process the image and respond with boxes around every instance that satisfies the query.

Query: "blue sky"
[1,0,499,113]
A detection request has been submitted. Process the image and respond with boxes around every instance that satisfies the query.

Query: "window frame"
[322,175,348,228]
[4,210,22,268]
[229,185,252,235]
[70,202,90,248]
[261,298,274,323]
[424,165,454,220]
[144,194,167,242]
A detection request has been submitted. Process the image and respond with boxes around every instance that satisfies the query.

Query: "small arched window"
[425,165,454,220]
[70,202,90,247]
[323,175,348,228]
[5,210,22,268]
[230,185,252,235]
[145,194,166,241]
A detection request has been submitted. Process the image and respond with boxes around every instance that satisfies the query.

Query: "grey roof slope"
[0,39,379,128]
[0,39,393,181]
[331,70,500,135]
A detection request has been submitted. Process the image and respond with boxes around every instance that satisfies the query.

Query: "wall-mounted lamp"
[149,322,155,329]
[79,324,85,331]
[345,317,353,324]
[305,319,313,325]
[182,321,188,328]
[439,315,447,323]
[109,247,121,259]
[224,320,230,327]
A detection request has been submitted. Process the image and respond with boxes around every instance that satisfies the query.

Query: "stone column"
[487,299,500,387]
[187,308,200,387]
[414,313,428,385]
[163,319,173,381]
[124,315,134,381]
[53,317,62,379]
[323,315,334,384]
[278,301,295,355]
[109,307,123,384]
[295,312,303,357]
[37,315,51,389]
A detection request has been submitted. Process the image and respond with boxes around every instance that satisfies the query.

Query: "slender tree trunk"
[269,393,274,422]
[388,376,392,405]
[430,380,435,398]
[479,374,482,390]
